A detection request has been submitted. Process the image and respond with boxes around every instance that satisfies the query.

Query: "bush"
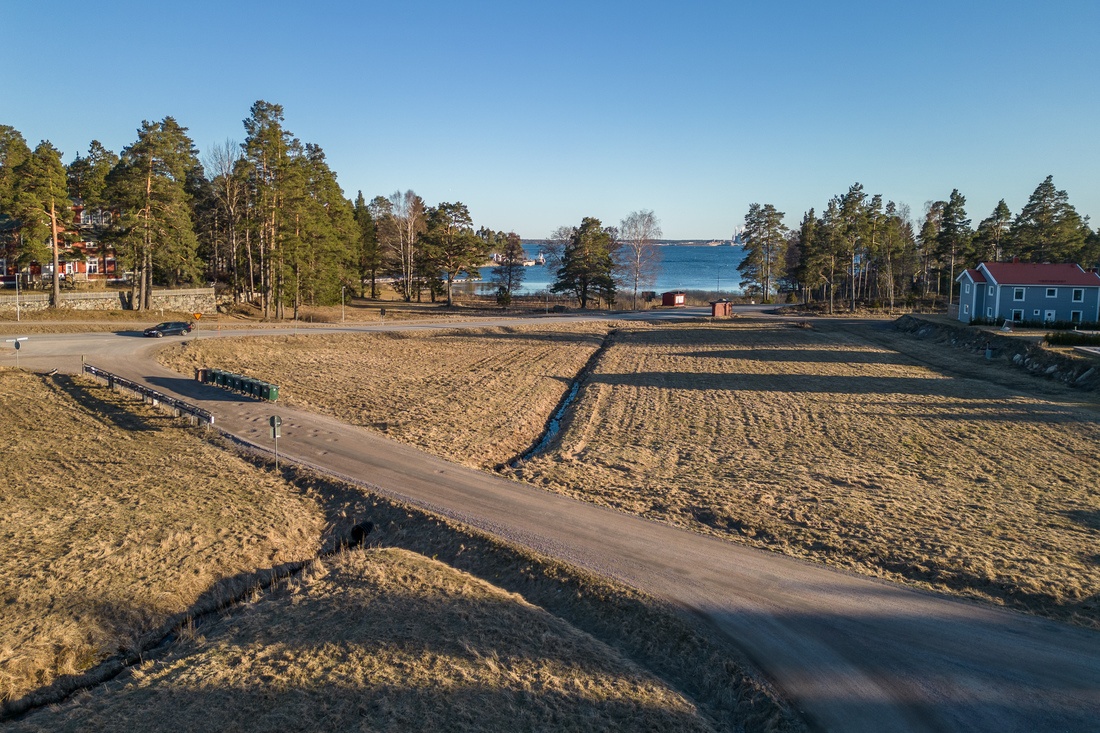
[969,316,1100,331]
[1045,331,1100,346]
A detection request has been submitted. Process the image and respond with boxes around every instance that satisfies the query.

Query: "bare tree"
[619,209,662,309]
[389,189,425,302]
[204,139,244,301]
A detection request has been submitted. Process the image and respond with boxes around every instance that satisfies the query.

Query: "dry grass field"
[152,318,1100,624]
[3,365,789,730]
[158,323,612,468]
[507,319,1100,625]
[9,548,714,733]
[0,368,324,702]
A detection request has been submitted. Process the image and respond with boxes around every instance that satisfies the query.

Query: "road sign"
[5,337,26,367]
[269,415,282,439]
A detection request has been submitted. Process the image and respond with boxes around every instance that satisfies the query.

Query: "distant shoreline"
[522,239,739,247]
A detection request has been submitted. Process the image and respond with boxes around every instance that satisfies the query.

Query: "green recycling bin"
[267,384,279,402]
[214,370,226,387]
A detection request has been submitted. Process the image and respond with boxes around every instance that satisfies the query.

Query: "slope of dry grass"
[9,548,715,733]
[2,368,792,731]
[0,369,324,702]
[157,323,611,468]
[508,319,1100,624]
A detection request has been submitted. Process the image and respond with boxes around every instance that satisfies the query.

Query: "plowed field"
[158,324,612,468]
[510,319,1100,624]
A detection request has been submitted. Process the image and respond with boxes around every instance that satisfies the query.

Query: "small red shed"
[710,299,732,317]
[662,291,686,307]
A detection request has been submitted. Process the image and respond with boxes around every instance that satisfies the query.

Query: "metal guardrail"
[83,363,215,425]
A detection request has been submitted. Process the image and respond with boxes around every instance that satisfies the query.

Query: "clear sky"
[2,0,1097,239]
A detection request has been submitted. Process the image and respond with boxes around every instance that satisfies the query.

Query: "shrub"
[1045,331,1100,346]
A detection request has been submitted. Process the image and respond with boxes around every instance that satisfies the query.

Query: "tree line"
[737,177,1099,312]
[0,101,520,313]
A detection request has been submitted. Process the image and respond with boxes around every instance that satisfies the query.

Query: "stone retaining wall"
[894,315,1099,390]
[0,288,215,314]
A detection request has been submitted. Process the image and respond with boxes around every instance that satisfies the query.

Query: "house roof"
[958,268,987,284]
[979,262,1100,287]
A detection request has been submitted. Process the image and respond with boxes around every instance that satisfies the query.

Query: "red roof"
[979,262,1100,287]
[960,268,986,284]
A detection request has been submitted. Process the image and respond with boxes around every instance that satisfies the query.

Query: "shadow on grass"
[429,328,609,345]
[1064,509,1100,532]
[46,373,163,433]
[674,348,912,365]
[590,371,962,396]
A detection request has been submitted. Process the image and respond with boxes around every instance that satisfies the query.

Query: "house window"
[964,283,971,294]
[1071,311,1083,323]
[1046,288,1057,298]
[87,259,99,275]
[1033,310,1041,317]
[986,307,993,317]
[963,304,969,314]
[988,286,994,296]
[1011,309,1024,322]
[1073,288,1084,302]
[1014,287,1026,301]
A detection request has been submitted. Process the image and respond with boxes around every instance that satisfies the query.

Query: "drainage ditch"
[508,328,617,468]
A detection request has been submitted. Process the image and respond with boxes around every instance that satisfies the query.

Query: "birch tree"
[619,209,662,309]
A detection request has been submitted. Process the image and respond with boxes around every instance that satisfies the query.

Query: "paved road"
[7,314,1100,732]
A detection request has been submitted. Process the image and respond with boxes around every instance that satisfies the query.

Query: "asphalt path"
[6,310,1100,732]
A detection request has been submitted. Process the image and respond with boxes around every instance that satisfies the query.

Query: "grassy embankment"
[2,367,794,731]
[160,318,1100,625]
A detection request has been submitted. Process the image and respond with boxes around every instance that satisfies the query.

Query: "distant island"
[523,239,738,247]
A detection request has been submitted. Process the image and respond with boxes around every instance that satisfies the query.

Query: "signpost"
[269,415,282,469]
[193,313,201,338]
[5,337,27,368]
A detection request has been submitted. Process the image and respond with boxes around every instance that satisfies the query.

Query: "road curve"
[8,317,1100,733]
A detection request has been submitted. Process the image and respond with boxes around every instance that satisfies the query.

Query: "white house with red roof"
[956,262,1100,325]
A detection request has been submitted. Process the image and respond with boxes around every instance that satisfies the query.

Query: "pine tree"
[13,141,70,306]
[1008,176,1088,263]
[422,201,485,307]
[354,191,383,298]
[551,217,618,309]
[936,189,972,308]
[490,231,525,307]
[737,203,788,302]
[105,118,202,309]
[972,199,1012,262]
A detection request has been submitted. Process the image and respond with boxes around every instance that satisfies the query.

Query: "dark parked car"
[143,321,193,338]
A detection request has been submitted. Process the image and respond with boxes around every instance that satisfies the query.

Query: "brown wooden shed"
[710,299,732,317]
[662,291,686,307]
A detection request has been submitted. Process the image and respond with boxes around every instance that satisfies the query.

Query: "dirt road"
[10,316,1100,733]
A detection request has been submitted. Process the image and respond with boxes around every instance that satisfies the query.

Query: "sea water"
[474,243,748,296]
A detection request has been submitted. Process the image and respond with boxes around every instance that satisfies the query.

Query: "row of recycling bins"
[197,368,279,402]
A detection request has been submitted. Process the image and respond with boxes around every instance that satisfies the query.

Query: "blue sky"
[2,1,1097,239]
